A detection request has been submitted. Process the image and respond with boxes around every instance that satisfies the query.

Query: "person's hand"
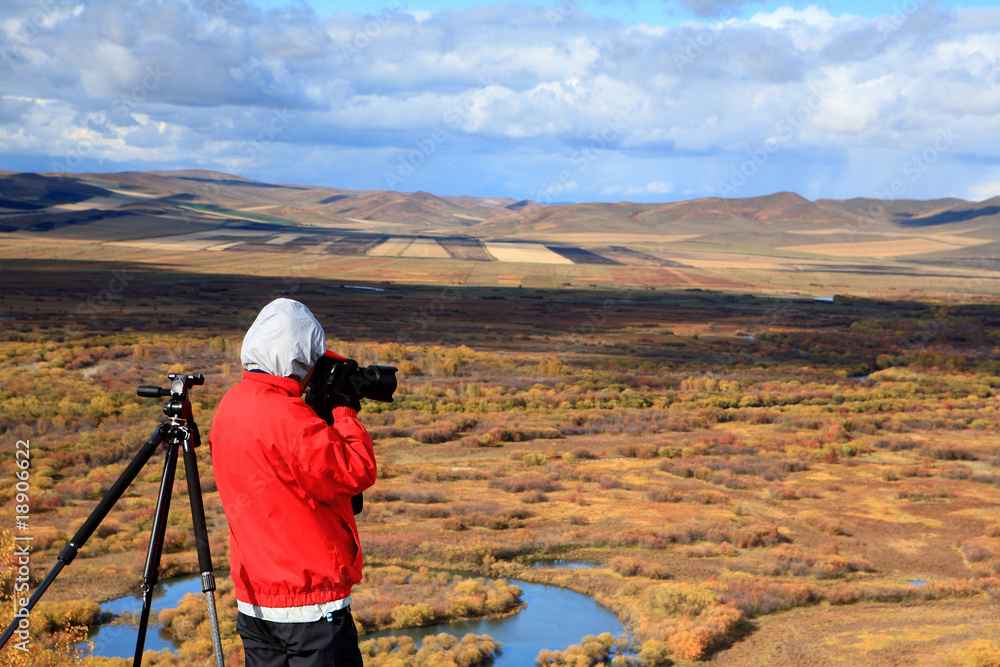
[304,359,362,421]
[325,390,361,413]
[326,360,362,412]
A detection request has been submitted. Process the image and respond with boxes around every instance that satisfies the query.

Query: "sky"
[1,0,999,204]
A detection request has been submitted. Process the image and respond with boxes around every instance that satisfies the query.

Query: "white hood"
[240,298,327,380]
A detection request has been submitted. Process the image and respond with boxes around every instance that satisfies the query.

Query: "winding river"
[88,564,626,663]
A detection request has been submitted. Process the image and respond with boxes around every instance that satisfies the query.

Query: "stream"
[87,562,626,663]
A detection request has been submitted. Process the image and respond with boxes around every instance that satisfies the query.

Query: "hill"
[1,169,999,298]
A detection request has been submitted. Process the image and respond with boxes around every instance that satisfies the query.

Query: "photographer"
[209,298,376,667]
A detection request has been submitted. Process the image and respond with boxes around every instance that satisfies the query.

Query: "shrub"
[647,487,682,503]
[489,475,563,494]
[520,490,549,504]
[390,603,435,627]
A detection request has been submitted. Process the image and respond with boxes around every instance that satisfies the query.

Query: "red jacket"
[209,371,377,608]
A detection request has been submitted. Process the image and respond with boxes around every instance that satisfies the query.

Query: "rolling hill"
[1,169,998,298]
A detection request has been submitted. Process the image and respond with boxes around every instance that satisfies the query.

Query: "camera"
[304,352,396,517]
[307,350,398,407]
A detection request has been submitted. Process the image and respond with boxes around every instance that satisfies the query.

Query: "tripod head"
[138,373,205,420]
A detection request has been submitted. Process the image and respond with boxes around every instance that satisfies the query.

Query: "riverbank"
[82,562,628,665]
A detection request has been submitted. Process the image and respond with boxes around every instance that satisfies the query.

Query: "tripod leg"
[134,436,180,667]
[182,438,226,667]
[0,423,168,653]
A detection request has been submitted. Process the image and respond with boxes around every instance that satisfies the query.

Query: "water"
[530,559,603,569]
[366,579,625,664]
[90,570,626,663]
[87,576,212,658]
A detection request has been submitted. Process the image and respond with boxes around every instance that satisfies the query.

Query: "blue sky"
[2,0,999,203]
[249,0,998,24]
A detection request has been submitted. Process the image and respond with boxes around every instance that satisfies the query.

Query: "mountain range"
[2,169,998,298]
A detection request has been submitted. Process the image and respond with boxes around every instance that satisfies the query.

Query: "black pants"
[237,608,363,667]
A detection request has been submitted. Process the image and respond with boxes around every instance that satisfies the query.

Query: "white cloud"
[967,180,1000,202]
[645,180,675,194]
[0,0,998,201]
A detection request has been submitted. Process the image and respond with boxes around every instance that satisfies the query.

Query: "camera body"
[306,351,398,408]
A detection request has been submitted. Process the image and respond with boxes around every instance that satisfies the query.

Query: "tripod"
[0,373,225,667]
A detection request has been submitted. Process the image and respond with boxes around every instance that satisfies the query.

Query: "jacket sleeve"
[282,402,377,501]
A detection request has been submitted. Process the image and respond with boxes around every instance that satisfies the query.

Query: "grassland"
[2,258,1000,666]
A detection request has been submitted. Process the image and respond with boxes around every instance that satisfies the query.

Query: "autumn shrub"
[398,488,447,504]
[33,600,102,632]
[921,444,978,461]
[412,466,487,482]
[683,542,738,559]
[411,423,460,444]
[684,604,744,658]
[616,442,658,459]
[522,452,547,467]
[958,640,1000,667]
[360,633,500,667]
[644,582,720,618]
[737,544,873,579]
[536,632,635,666]
[610,556,671,580]
[646,487,682,503]
[717,574,821,616]
[361,531,428,560]
[520,490,549,504]
[488,475,562,494]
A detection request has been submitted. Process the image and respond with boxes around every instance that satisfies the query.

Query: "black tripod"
[0,373,225,667]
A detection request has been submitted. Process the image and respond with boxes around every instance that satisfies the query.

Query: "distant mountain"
[4,168,1000,297]
[3,169,1000,281]
[4,169,995,237]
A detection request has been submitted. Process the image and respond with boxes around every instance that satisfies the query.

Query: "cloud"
[0,0,998,201]
[967,180,1000,202]
[602,180,675,197]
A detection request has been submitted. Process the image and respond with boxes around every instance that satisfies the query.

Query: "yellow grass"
[782,237,989,257]
[402,238,451,259]
[368,237,413,256]
[265,233,302,245]
[512,233,699,244]
[105,229,269,252]
[483,242,574,264]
